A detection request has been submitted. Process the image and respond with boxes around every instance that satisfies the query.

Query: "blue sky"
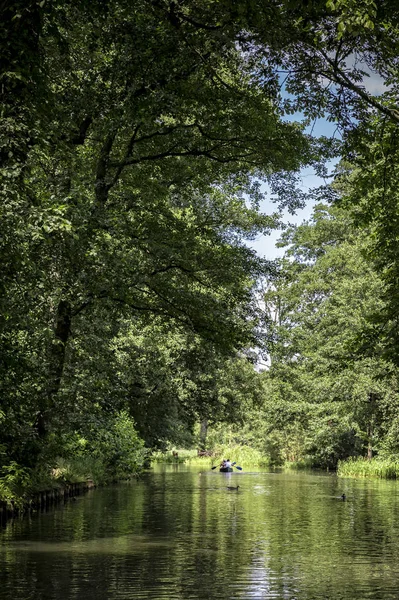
[249,65,388,260]
[248,118,340,259]
[249,165,334,260]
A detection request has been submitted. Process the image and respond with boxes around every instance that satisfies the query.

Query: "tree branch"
[110,146,259,168]
[109,123,141,188]
[71,116,93,145]
[318,49,399,123]
[95,131,117,204]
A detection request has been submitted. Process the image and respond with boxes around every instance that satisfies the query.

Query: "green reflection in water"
[2,535,173,554]
[1,467,399,599]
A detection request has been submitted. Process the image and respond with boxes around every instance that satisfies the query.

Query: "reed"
[211,445,269,467]
[337,457,399,479]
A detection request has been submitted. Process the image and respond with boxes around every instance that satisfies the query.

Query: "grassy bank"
[153,446,269,468]
[338,457,399,479]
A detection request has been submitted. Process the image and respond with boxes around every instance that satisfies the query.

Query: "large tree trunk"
[38,299,72,437]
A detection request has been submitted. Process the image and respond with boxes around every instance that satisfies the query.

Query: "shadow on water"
[2,465,399,599]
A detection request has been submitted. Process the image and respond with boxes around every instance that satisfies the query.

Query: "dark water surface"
[2,466,399,599]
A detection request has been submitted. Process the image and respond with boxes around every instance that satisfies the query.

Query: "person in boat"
[220,459,227,469]
[225,459,232,469]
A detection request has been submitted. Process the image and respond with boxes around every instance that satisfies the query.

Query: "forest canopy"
[2,0,399,488]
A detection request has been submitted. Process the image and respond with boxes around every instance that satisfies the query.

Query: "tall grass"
[152,449,207,465]
[283,457,314,471]
[338,457,399,479]
[154,446,269,468]
[211,445,269,467]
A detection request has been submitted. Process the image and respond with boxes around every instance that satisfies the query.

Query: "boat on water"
[212,460,241,473]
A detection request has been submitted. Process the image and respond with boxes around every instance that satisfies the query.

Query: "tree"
[332,118,399,365]
[7,0,399,475]
[261,204,399,466]
[1,1,318,469]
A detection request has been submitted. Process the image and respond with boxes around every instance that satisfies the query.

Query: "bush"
[0,462,32,507]
[65,411,147,484]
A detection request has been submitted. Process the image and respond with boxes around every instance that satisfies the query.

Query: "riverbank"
[0,479,95,524]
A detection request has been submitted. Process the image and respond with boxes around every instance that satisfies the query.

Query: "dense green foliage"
[3,0,399,497]
[1,0,311,496]
[256,205,399,468]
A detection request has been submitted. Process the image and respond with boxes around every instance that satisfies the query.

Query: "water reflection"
[2,467,399,599]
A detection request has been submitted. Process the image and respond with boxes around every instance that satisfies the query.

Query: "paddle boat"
[211,461,242,472]
[219,459,235,472]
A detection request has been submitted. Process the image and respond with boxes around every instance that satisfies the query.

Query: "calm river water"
[2,465,399,599]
